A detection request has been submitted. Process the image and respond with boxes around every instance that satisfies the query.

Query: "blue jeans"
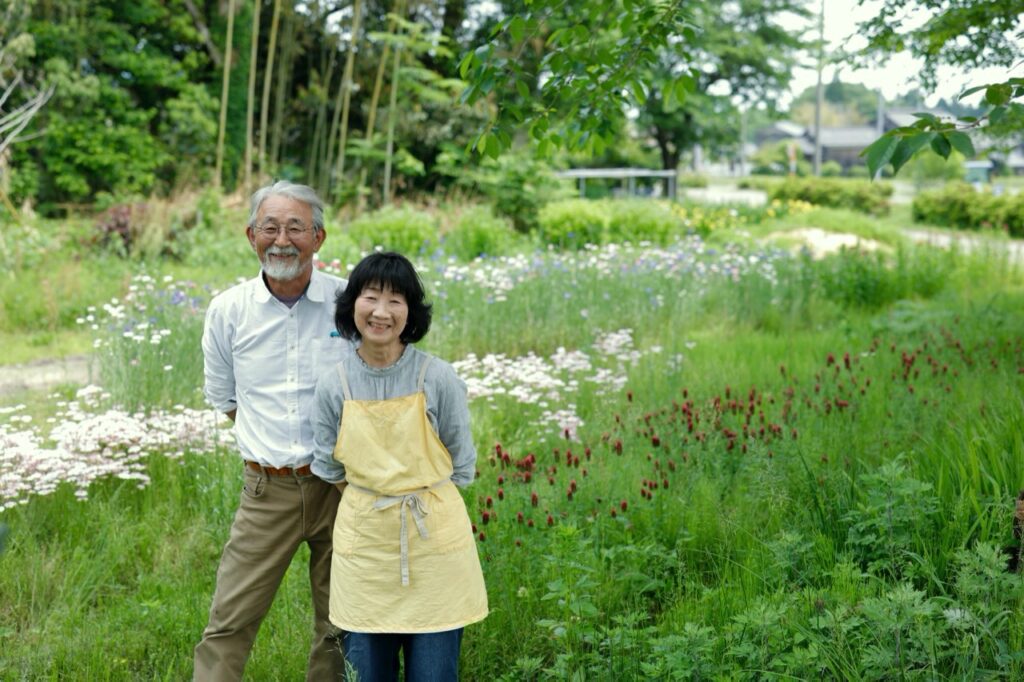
[343,629,463,682]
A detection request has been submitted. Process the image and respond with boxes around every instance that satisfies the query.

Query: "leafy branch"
[458,0,696,158]
[861,78,1024,177]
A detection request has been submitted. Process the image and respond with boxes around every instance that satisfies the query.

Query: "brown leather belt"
[245,460,313,477]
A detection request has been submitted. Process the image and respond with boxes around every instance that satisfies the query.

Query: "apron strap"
[417,356,432,392]
[336,361,352,401]
[347,478,450,587]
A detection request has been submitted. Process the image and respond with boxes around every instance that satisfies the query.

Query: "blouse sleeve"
[431,360,477,487]
[311,365,347,483]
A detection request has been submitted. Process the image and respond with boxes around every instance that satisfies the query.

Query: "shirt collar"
[253,268,325,304]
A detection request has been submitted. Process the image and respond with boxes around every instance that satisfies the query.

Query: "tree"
[332,0,364,190]
[214,0,237,189]
[14,0,218,207]
[243,0,262,194]
[857,1,1024,177]
[258,0,282,180]
[637,0,809,170]
[0,0,54,213]
[790,78,879,127]
[459,0,699,158]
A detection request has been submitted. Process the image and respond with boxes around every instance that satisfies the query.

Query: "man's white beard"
[262,245,304,280]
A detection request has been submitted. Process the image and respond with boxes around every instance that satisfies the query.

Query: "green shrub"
[912,184,1024,236]
[820,160,843,177]
[605,200,679,244]
[678,173,709,188]
[344,205,439,255]
[435,147,572,233]
[769,177,893,215]
[536,199,608,249]
[442,205,521,260]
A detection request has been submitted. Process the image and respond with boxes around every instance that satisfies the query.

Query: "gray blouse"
[311,344,477,486]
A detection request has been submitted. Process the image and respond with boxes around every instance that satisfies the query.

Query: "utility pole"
[812,0,825,176]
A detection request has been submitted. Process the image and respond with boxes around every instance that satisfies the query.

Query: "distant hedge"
[912,183,1024,237]
[768,178,893,216]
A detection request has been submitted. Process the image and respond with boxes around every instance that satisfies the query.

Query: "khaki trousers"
[193,465,343,681]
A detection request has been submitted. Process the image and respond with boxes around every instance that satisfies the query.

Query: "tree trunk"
[356,12,399,211]
[182,0,223,68]
[331,0,363,199]
[381,7,405,206]
[269,3,293,171]
[214,0,237,189]
[244,0,262,195]
[309,35,337,193]
[258,0,282,181]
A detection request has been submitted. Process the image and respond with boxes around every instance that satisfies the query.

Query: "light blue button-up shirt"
[202,268,350,468]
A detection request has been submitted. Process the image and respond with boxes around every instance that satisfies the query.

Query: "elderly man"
[194,181,349,680]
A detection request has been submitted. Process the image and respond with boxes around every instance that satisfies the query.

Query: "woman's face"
[354,283,409,352]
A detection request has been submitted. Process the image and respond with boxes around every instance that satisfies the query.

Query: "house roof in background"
[816,127,879,148]
[884,108,954,129]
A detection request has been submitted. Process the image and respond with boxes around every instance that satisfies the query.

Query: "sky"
[783,0,1022,107]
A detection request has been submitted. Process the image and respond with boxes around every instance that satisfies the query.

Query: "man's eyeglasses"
[255,221,314,240]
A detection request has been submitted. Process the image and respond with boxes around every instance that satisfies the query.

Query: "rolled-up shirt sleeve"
[433,363,477,487]
[312,368,347,483]
[202,303,237,414]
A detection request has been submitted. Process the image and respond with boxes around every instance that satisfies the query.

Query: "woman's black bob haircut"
[334,251,432,344]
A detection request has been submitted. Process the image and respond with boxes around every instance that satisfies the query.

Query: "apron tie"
[348,478,450,586]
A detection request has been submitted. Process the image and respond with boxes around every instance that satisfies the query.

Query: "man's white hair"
[248,181,325,233]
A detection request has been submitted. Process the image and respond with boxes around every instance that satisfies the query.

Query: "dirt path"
[0,355,92,397]
[903,228,1024,265]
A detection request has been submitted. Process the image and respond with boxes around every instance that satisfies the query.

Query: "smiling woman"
[312,251,487,681]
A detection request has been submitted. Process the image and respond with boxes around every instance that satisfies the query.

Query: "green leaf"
[930,134,952,158]
[457,52,476,81]
[508,15,526,43]
[485,132,501,159]
[515,79,530,100]
[889,133,934,173]
[474,132,490,154]
[860,134,900,178]
[630,79,647,106]
[946,131,975,159]
[959,83,990,99]
[989,106,1007,124]
[985,83,1013,106]
[662,83,677,112]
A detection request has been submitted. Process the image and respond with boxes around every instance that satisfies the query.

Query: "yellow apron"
[329,357,488,633]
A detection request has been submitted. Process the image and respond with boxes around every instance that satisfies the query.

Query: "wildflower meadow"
[2,214,1024,680]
